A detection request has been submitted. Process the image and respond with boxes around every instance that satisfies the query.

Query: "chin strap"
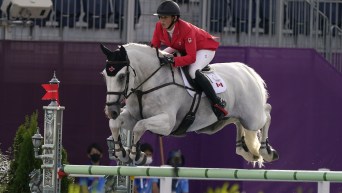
[167,16,177,30]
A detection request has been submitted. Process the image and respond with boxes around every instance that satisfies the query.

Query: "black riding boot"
[194,70,228,120]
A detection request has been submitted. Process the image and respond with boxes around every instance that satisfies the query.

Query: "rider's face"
[159,15,176,29]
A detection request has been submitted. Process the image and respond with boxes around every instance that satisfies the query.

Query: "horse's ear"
[119,45,126,54]
[100,44,112,57]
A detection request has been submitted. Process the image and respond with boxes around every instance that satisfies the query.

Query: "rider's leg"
[194,70,228,119]
[189,50,228,119]
[188,50,215,78]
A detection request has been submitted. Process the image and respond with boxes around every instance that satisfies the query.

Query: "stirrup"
[217,98,226,107]
[212,99,228,120]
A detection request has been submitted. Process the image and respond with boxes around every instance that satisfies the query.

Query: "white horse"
[101,43,279,167]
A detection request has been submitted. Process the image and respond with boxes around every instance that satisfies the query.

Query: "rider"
[150,0,228,119]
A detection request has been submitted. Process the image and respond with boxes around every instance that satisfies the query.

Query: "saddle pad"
[181,68,227,97]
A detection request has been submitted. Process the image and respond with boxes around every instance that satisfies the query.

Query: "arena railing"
[0,0,340,72]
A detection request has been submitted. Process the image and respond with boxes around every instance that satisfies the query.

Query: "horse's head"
[100,44,129,119]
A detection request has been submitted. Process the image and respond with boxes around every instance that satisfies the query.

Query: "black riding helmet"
[154,0,180,16]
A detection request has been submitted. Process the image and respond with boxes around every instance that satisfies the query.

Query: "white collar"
[167,24,175,35]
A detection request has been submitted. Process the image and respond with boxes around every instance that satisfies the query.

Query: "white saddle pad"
[180,68,227,97]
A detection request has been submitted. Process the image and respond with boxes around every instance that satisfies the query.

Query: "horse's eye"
[118,74,126,82]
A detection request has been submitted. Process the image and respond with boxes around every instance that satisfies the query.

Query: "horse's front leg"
[109,109,137,163]
[130,113,174,165]
[109,118,128,162]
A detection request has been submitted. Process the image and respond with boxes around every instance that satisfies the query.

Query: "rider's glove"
[159,55,174,66]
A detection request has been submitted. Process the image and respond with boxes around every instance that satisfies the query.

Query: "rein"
[129,48,198,119]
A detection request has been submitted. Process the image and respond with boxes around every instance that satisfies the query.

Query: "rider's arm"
[151,22,162,48]
[173,30,197,67]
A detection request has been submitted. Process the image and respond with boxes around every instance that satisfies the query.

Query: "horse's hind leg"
[259,104,279,162]
[235,122,257,162]
[235,122,264,167]
[243,129,261,157]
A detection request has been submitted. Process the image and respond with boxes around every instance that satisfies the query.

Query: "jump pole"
[62,165,342,183]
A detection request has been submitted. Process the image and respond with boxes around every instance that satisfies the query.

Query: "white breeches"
[163,47,216,79]
[188,50,215,78]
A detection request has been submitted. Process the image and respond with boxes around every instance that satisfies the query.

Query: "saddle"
[180,66,227,97]
[171,65,227,136]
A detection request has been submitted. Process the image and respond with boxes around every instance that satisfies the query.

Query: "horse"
[100,43,279,167]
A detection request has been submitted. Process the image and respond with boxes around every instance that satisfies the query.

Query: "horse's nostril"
[112,111,118,119]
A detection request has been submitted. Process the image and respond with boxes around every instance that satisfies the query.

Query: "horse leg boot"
[259,103,279,162]
[235,122,256,162]
[109,119,130,163]
[194,70,228,120]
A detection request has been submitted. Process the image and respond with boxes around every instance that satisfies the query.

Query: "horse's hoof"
[253,155,260,160]
[253,158,265,168]
[236,147,254,162]
[271,150,279,161]
[129,152,137,163]
[133,153,150,166]
[260,148,279,162]
[120,155,131,163]
[260,139,279,162]
[123,158,133,164]
[115,147,131,163]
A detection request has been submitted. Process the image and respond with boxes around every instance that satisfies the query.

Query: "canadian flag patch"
[216,82,224,87]
[108,66,115,72]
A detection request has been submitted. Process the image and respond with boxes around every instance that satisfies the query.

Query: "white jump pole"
[62,165,342,183]
[318,168,330,193]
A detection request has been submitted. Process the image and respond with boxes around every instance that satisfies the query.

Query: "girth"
[171,91,202,136]
[130,49,204,136]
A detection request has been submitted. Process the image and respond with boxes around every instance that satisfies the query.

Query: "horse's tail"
[240,63,269,105]
[265,103,272,113]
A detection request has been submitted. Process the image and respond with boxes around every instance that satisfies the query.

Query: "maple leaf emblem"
[108,66,115,72]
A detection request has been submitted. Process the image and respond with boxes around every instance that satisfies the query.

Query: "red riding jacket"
[151,19,219,67]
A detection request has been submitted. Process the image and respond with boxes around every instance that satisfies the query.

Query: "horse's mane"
[123,43,156,55]
[123,42,150,48]
[123,43,162,68]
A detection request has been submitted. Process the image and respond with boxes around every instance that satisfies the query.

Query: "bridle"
[105,60,132,107]
[105,48,195,118]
